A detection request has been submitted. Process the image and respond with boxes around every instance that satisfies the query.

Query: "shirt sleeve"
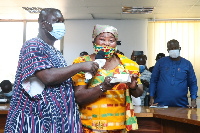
[72,56,87,86]
[149,61,160,97]
[21,44,53,82]
[187,61,198,99]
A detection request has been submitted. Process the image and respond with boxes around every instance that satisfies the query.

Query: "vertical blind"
[148,21,200,96]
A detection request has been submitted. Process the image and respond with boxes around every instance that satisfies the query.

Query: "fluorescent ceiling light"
[122,7,154,14]
[22,7,43,14]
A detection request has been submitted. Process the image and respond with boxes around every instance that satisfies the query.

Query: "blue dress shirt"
[149,56,198,107]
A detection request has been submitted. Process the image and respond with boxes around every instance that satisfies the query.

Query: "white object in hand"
[22,76,45,97]
[85,59,106,81]
[110,74,131,83]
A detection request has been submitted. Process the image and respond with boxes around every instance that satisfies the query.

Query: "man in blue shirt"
[149,39,198,108]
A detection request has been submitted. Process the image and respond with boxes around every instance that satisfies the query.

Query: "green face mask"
[94,44,117,59]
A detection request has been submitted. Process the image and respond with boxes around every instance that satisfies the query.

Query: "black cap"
[134,51,143,56]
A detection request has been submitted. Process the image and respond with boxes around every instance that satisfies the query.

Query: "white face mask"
[169,49,180,58]
[45,21,66,40]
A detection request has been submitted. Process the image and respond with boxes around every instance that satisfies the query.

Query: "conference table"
[1,104,200,133]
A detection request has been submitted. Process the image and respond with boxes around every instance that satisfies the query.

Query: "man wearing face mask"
[5,8,99,133]
[132,55,152,106]
[149,39,198,108]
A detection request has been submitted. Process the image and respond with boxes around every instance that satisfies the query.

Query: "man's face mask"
[169,49,180,58]
[94,44,117,59]
[45,21,66,40]
[139,65,146,73]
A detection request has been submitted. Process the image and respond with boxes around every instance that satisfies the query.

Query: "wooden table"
[132,106,200,133]
[1,104,200,133]
[0,103,9,133]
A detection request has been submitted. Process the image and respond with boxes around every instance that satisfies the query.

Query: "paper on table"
[110,74,131,83]
[0,99,7,102]
[150,105,168,108]
[0,106,7,109]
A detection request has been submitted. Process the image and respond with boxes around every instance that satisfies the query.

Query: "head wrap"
[92,24,118,41]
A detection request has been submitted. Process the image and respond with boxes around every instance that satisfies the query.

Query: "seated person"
[80,51,89,56]
[132,55,152,106]
[149,53,165,73]
[0,80,13,102]
[131,50,144,61]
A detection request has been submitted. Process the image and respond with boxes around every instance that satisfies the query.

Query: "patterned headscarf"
[92,24,118,41]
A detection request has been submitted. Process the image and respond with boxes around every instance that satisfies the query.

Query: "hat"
[92,24,118,41]
[134,51,143,56]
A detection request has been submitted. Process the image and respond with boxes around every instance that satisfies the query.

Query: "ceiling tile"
[93,13,122,19]
[64,13,93,19]
[0,0,200,20]
[85,0,122,6]
[122,13,154,19]
[88,7,121,14]
[122,0,159,7]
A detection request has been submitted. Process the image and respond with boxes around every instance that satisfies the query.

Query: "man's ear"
[41,21,46,29]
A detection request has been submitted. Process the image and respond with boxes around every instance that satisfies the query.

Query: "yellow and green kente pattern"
[72,53,141,131]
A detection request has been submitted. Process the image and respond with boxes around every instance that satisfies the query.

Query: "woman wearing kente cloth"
[72,24,143,133]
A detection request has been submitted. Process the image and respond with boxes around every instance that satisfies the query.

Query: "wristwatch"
[100,84,107,92]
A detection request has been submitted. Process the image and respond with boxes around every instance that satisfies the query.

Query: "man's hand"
[187,99,197,108]
[149,96,158,106]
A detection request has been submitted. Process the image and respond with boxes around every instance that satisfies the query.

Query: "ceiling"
[1,0,200,20]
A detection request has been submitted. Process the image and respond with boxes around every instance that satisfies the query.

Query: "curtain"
[148,21,200,97]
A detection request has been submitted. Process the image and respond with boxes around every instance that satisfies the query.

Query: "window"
[0,22,24,83]
[0,21,61,84]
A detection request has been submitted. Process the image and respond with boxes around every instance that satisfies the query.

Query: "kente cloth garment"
[149,56,198,107]
[82,126,126,133]
[4,38,82,133]
[92,24,118,41]
[72,53,141,132]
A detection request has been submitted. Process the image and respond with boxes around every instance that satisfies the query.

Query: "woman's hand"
[81,61,99,76]
[127,74,139,90]
[101,76,119,91]
[128,74,144,97]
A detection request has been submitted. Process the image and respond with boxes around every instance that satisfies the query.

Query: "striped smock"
[4,38,82,133]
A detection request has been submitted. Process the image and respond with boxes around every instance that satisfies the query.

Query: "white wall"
[63,20,148,65]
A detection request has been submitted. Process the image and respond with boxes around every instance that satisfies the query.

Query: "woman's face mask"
[169,49,180,58]
[139,65,146,73]
[45,21,66,40]
[94,44,117,59]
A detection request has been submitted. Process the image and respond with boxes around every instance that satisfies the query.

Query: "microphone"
[85,51,106,83]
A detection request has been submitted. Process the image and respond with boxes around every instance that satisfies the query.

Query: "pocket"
[176,71,187,80]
